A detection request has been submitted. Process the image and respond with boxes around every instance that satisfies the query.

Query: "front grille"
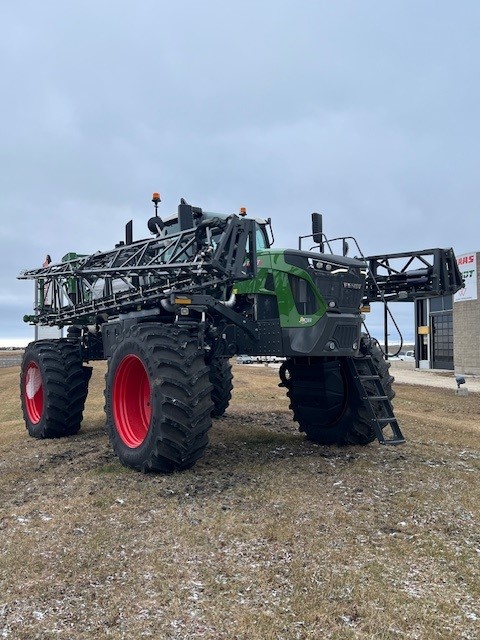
[332,324,359,348]
[312,272,365,312]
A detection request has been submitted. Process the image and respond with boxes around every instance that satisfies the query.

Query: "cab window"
[256,226,267,250]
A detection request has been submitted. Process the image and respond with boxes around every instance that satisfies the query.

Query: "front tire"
[280,336,394,446]
[20,340,90,438]
[105,323,213,473]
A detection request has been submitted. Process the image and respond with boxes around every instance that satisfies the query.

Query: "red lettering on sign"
[457,255,474,265]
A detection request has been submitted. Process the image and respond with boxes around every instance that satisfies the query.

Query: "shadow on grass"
[19,410,376,483]
[204,412,362,471]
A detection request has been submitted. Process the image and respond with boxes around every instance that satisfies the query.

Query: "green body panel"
[233,250,328,328]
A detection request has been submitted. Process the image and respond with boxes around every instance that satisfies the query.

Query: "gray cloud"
[1,0,479,343]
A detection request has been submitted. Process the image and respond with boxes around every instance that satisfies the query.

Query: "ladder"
[346,356,405,445]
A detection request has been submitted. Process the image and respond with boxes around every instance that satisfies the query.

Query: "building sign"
[454,253,477,302]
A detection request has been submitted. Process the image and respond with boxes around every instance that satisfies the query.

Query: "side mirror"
[311,212,324,252]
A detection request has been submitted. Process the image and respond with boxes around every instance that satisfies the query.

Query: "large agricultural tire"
[20,340,91,439]
[280,336,394,446]
[104,323,214,473]
[209,357,233,418]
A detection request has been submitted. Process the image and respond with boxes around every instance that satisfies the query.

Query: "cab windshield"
[255,225,268,250]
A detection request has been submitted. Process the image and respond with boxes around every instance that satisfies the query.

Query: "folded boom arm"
[363,247,463,303]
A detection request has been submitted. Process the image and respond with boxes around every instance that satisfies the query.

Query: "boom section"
[19,215,257,325]
[363,247,463,303]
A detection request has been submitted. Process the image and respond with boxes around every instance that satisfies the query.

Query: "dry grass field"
[1,359,479,639]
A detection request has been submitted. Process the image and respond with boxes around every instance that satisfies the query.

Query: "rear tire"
[209,357,233,418]
[20,340,90,438]
[105,323,213,473]
[281,336,394,446]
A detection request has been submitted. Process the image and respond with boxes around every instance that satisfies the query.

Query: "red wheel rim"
[24,362,44,424]
[113,355,152,448]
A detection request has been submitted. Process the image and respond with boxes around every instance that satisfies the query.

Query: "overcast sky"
[1,1,479,345]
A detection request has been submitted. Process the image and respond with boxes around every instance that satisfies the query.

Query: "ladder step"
[379,436,406,445]
[376,418,406,445]
[376,417,396,424]
[359,374,380,381]
[368,395,388,401]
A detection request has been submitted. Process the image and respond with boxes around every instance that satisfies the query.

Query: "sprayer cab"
[146,198,272,256]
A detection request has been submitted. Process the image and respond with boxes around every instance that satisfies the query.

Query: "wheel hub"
[113,355,152,448]
[24,362,44,424]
